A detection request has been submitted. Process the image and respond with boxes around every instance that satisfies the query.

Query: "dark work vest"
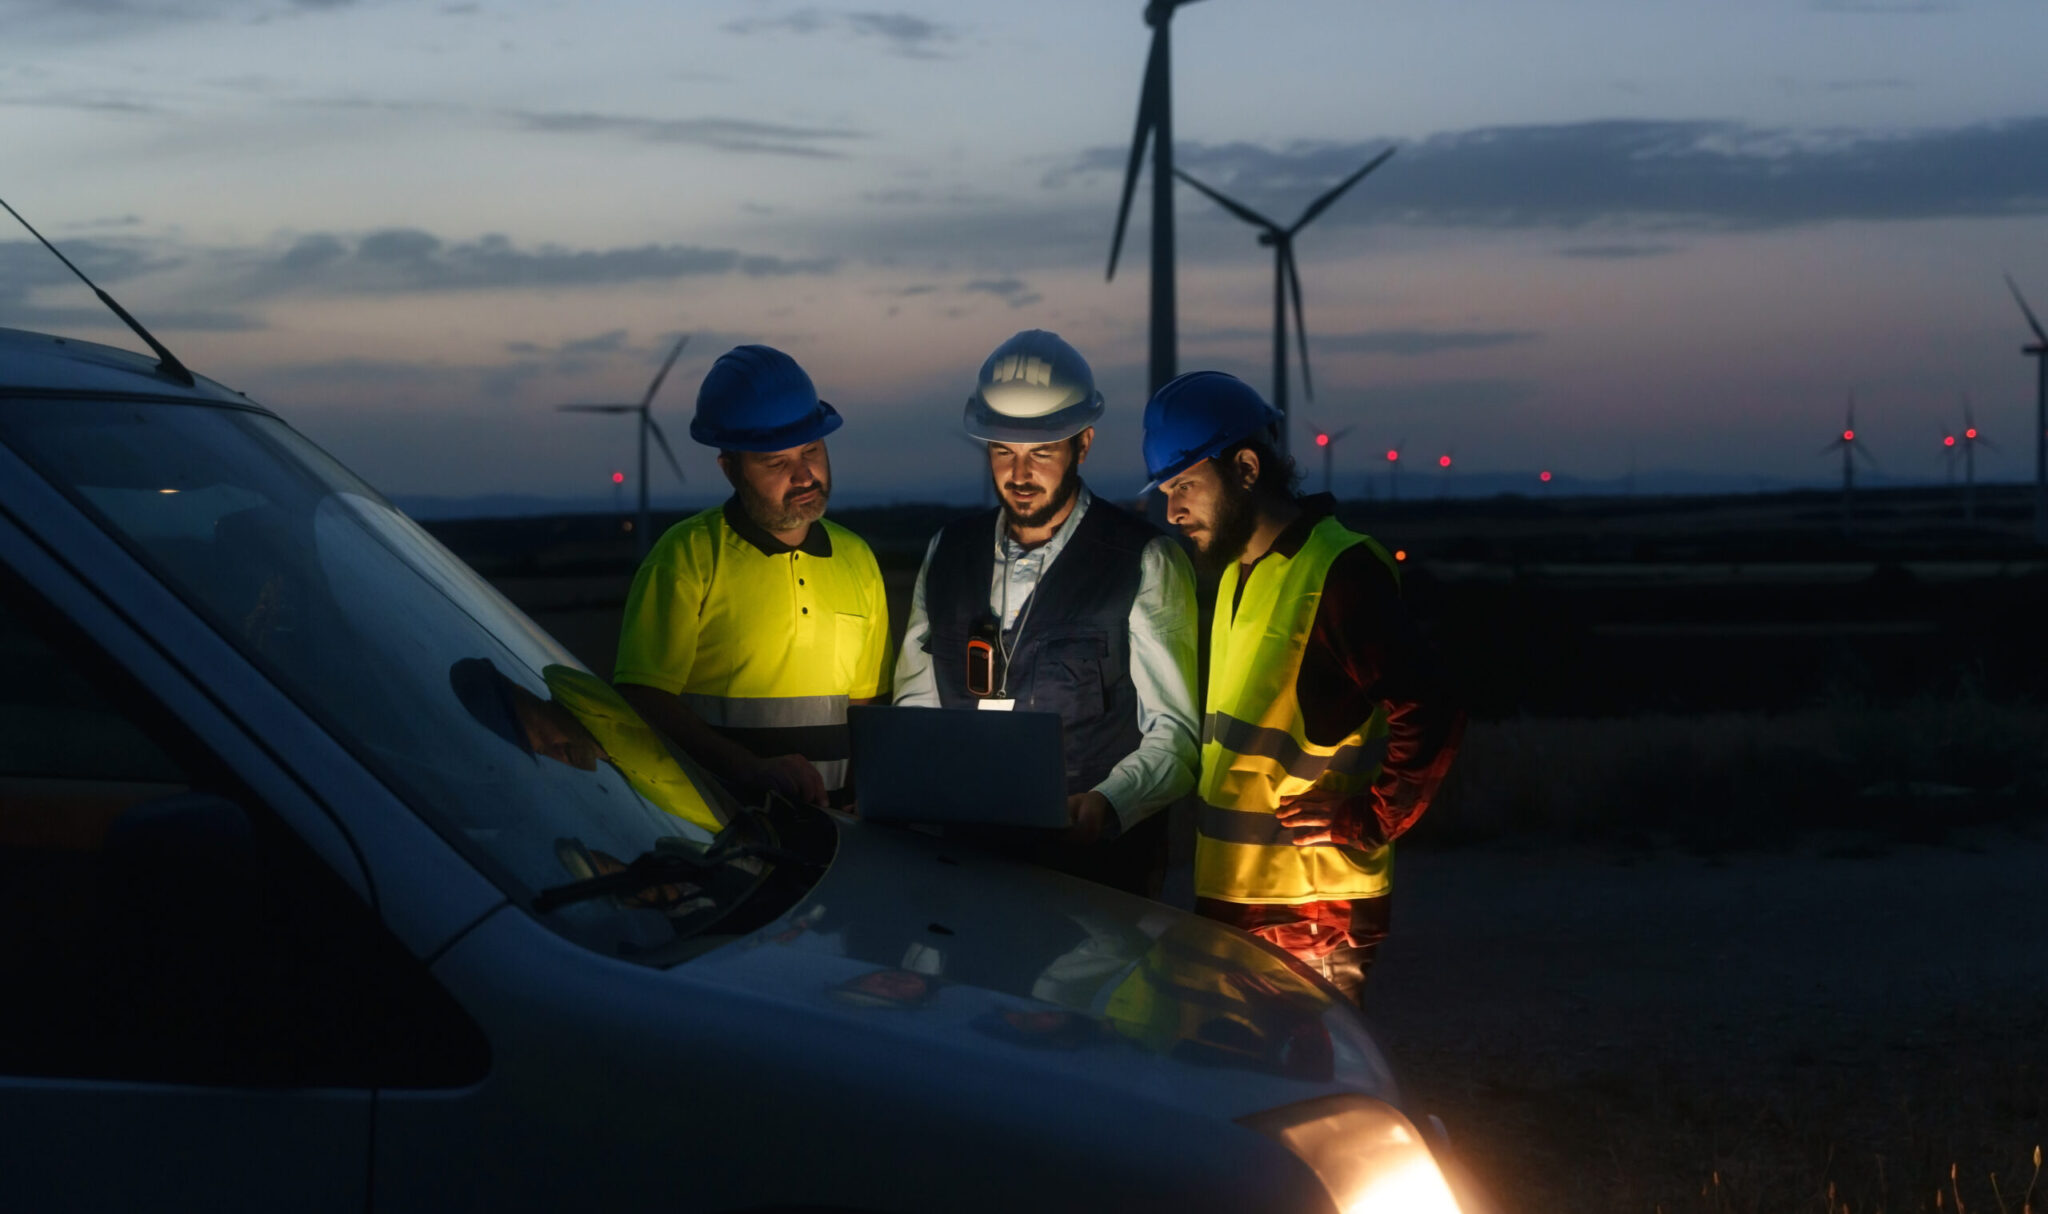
[925,499,1155,798]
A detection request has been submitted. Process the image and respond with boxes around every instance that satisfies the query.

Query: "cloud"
[1356,378,1543,412]
[1314,329,1542,356]
[1056,117,2048,232]
[1809,0,1952,13]
[961,277,1041,308]
[242,228,839,294]
[1556,242,1682,259]
[506,109,862,158]
[725,8,957,58]
[1188,325,1540,357]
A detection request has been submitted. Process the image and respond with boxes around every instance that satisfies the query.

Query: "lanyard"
[994,538,1046,699]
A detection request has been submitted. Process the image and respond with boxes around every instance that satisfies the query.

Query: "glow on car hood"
[681,816,1402,1112]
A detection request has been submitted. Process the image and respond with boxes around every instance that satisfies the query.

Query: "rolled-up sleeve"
[891,533,942,707]
[1092,535,1200,829]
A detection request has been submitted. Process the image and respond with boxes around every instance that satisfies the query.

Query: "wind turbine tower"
[1384,441,1404,501]
[557,335,691,558]
[2003,275,2048,546]
[1108,0,1208,397]
[1175,147,1395,458]
[1820,393,1872,537]
[1310,424,1353,496]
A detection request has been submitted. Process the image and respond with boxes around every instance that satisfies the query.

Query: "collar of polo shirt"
[722,496,833,558]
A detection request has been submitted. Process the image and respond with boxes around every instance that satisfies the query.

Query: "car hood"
[680,815,1402,1114]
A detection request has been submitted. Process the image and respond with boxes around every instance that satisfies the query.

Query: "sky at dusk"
[7,0,2048,508]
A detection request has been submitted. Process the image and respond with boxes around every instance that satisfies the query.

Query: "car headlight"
[1241,1094,1465,1214]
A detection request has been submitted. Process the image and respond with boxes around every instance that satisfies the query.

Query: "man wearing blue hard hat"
[613,345,892,809]
[1142,371,1463,1004]
[894,330,1199,896]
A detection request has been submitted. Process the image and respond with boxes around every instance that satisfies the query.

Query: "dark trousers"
[1195,894,1392,1007]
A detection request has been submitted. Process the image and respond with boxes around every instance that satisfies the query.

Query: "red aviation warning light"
[1944,435,1957,447]
[1843,429,1855,442]
[1539,470,1552,483]
[1315,432,1330,448]
[1966,428,1979,440]
[1437,454,1452,468]
[1385,449,1399,462]
[612,471,626,485]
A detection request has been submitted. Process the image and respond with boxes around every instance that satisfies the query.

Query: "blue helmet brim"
[962,393,1104,445]
[690,400,843,452]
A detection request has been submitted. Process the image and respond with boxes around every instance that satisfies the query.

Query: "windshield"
[0,395,763,959]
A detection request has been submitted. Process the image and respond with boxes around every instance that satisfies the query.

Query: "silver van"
[0,325,1486,1213]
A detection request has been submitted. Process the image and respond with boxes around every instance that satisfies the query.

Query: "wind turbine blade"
[557,403,639,414]
[1289,145,1396,234]
[646,417,687,485]
[2006,274,2048,343]
[639,335,690,412]
[1333,426,1355,442]
[1106,30,1164,282]
[1286,244,1312,401]
[1173,169,1281,232]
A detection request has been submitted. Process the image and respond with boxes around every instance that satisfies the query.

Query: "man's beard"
[1000,459,1081,531]
[1193,477,1259,577]
[747,476,830,532]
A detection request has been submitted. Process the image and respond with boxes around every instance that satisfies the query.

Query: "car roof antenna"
[1,196,196,387]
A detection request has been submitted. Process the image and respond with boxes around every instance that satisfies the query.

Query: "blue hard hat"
[689,344,843,451]
[1140,371,1283,491]
[962,329,1105,444]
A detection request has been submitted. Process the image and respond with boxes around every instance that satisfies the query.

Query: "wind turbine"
[1175,147,1396,458]
[558,334,690,558]
[1309,423,1354,496]
[1955,393,1993,524]
[2002,274,2048,546]
[1434,448,1456,499]
[1106,0,1208,397]
[1383,439,1406,501]
[1820,392,1873,536]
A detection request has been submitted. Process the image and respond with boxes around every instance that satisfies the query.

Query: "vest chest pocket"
[1029,633,1109,714]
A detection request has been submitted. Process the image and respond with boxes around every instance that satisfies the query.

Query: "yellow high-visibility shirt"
[614,498,892,793]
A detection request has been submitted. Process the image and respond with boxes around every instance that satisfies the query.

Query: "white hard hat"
[963,329,1105,444]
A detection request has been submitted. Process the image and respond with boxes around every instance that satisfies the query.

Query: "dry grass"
[1412,694,2048,850]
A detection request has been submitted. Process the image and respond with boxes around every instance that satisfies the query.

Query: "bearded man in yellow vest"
[1141,372,1464,1006]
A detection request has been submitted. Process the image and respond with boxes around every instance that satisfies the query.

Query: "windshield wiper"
[532,809,823,914]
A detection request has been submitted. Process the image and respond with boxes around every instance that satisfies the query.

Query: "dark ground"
[425,484,2048,1214]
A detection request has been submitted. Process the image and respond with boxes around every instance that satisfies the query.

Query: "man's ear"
[1231,446,1261,492]
[716,452,742,490]
[1072,426,1095,466]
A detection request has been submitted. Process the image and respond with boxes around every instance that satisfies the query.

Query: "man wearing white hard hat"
[894,330,1199,896]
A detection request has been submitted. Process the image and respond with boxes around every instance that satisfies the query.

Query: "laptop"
[848,705,1069,828]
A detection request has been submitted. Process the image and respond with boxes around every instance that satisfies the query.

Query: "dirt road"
[1362,830,2048,1213]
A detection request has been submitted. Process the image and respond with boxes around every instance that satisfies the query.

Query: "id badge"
[976,696,1016,712]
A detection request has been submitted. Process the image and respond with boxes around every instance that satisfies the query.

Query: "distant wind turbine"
[1106,0,1208,397]
[1952,393,1993,524]
[1383,440,1406,501]
[1309,423,1354,496]
[558,334,690,558]
[2002,274,2047,546]
[1820,392,1874,537]
[1175,147,1395,458]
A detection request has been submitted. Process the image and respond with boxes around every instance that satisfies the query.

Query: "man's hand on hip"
[753,754,828,809]
[1275,788,1384,849]
[1066,790,1113,844]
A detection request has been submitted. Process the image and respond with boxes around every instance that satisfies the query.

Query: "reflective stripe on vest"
[681,691,852,792]
[1195,515,1399,905]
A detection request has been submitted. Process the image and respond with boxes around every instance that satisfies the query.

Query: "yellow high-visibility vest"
[1195,514,1398,904]
[615,500,893,792]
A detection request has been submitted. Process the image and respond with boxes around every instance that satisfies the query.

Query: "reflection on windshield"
[0,399,750,958]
